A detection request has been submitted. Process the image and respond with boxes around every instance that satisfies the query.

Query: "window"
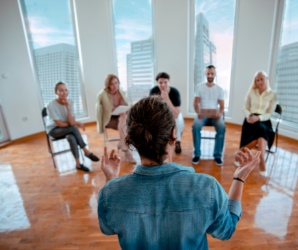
[112,0,154,103]
[189,0,236,113]
[20,0,87,116]
[273,0,298,127]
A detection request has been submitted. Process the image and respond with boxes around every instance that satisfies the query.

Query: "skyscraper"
[126,39,154,102]
[275,41,298,123]
[194,13,217,89]
[34,43,83,115]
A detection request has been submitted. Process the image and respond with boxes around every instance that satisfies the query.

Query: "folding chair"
[41,107,84,168]
[265,104,282,161]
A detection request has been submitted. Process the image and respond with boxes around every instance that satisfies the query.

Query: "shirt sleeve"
[219,87,224,101]
[47,104,60,121]
[206,178,242,241]
[171,89,181,107]
[243,92,251,119]
[97,187,116,235]
[259,93,277,122]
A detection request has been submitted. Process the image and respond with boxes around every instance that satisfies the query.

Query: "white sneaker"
[259,171,268,177]
[234,152,239,167]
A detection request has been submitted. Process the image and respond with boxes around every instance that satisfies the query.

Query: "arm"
[161,91,180,118]
[243,94,251,119]
[194,97,203,119]
[64,100,76,126]
[212,100,224,119]
[53,120,70,128]
[207,148,261,240]
[258,94,277,122]
[97,187,116,235]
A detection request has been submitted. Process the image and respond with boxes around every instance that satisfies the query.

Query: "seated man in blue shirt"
[97,96,260,250]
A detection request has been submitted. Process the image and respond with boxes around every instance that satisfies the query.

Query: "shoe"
[234,152,240,167]
[192,156,200,165]
[86,153,100,162]
[175,141,182,154]
[76,164,90,172]
[215,158,223,166]
[117,142,128,152]
[259,171,268,177]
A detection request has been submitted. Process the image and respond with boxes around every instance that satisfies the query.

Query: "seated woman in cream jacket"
[96,74,135,163]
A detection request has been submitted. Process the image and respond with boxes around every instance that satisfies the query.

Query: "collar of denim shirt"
[133,162,195,176]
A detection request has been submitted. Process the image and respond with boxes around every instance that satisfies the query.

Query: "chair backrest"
[275,104,282,115]
[41,107,48,131]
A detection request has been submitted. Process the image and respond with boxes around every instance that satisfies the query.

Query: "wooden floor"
[0,121,298,250]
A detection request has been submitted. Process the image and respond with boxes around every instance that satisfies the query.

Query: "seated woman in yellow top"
[234,71,276,177]
[96,74,135,163]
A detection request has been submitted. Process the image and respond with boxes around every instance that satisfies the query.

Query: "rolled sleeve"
[228,199,242,219]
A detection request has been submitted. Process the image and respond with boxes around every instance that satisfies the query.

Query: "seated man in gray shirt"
[46,81,99,172]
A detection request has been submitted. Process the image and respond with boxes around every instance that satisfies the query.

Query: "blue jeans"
[192,117,226,158]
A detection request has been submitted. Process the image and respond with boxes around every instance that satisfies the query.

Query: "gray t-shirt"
[195,83,224,109]
[46,99,75,133]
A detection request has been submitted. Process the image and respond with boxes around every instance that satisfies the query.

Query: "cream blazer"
[96,89,128,134]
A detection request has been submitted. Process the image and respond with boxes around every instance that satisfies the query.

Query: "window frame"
[269,0,298,133]
[18,0,89,119]
[187,0,239,118]
[109,0,156,104]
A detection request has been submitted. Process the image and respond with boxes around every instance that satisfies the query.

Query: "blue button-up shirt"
[98,162,242,250]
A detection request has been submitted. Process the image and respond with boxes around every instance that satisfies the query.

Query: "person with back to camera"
[96,74,136,163]
[234,71,276,177]
[97,95,261,250]
[46,81,100,172]
[149,72,184,154]
[192,65,226,166]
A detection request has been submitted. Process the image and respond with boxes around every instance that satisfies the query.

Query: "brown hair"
[55,81,67,91]
[125,96,176,165]
[104,74,120,93]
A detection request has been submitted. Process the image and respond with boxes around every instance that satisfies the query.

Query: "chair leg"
[51,154,57,168]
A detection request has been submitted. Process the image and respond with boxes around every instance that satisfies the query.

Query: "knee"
[192,120,203,131]
[69,125,79,132]
[216,123,226,134]
[65,134,75,142]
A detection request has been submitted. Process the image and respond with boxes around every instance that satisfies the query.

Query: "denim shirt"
[98,162,242,250]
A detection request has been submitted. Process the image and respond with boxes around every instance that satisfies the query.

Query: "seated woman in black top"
[149,72,184,154]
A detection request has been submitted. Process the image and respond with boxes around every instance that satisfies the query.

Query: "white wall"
[0,0,44,140]
[0,0,297,141]
[153,0,189,116]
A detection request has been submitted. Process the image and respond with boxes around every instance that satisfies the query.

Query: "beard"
[207,77,214,83]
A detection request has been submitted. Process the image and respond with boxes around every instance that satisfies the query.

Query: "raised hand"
[62,99,70,107]
[161,91,169,101]
[234,148,261,181]
[101,147,121,182]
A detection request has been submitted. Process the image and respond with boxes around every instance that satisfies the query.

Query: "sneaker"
[86,153,100,162]
[76,164,90,172]
[192,156,200,165]
[175,141,182,154]
[215,158,223,166]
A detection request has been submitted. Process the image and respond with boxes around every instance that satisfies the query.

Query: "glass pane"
[274,0,298,126]
[189,0,236,112]
[21,0,86,116]
[112,0,154,103]
[0,127,2,140]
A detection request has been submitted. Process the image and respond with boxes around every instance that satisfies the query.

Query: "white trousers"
[175,112,184,141]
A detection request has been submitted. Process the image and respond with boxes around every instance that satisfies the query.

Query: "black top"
[149,86,181,107]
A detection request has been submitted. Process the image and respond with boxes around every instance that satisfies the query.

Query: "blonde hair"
[104,74,120,93]
[251,71,269,90]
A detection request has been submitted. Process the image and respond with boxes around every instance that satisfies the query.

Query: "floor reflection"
[0,164,30,232]
[255,148,298,239]
[52,134,92,174]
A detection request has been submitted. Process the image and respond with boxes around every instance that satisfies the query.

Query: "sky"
[195,0,236,98]
[23,0,75,49]
[113,0,152,90]
[280,0,298,46]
